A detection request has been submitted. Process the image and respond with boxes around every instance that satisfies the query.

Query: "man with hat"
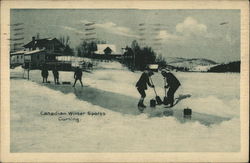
[136,70,155,108]
[161,68,181,107]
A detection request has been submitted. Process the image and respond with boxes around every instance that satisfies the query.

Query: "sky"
[10,9,240,63]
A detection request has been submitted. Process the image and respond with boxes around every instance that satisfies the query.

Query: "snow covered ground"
[10,61,240,152]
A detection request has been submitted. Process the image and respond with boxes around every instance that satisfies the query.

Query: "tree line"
[59,36,74,56]
[76,40,106,57]
[208,61,240,73]
[122,40,166,71]
[59,37,167,71]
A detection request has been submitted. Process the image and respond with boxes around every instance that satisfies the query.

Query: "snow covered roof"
[95,44,117,55]
[24,49,45,55]
[10,50,25,56]
[23,38,64,49]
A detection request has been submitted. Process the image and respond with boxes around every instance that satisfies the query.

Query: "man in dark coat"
[73,67,83,87]
[136,70,154,108]
[52,66,59,84]
[41,64,49,83]
[161,69,181,107]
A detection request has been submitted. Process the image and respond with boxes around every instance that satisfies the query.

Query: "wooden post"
[23,67,25,79]
[27,62,30,80]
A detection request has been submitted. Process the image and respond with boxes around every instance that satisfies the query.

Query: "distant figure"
[136,70,154,108]
[161,69,181,107]
[52,66,59,84]
[88,63,93,70]
[41,65,49,83]
[73,67,83,87]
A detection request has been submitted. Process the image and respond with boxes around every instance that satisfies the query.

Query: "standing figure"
[73,67,83,87]
[136,70,154,108]
[52,66,59,84]
[41,64,49,83]
[161,69,181,107]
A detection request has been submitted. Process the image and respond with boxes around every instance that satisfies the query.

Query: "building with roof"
[10,50,25,68]
[23,37,65,55]
[14,37,66,69]
[95,44,117,55]
[93,44,123,60]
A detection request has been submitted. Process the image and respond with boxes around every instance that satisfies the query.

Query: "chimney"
[32,36,36,41]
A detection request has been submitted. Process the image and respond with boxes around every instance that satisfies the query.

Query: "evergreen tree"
[122,40,158,71]
[63,45,74,56]
[76,40,106,57]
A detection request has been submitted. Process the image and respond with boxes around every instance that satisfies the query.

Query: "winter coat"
[163,72,180,88]
[52,69,59,78]
[74,68,82,79]
[136,72,153,90]
[41,68,48,77]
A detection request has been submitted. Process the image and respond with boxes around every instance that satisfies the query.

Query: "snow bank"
[180,96,239,118]
[10,66,23,73]
[95,61,128,70]
[11,79,240,152]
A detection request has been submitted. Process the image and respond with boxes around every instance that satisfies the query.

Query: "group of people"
[41,64,180,108]
[41,66,60,84]
[136,68,181,108]
[41,65,84,87]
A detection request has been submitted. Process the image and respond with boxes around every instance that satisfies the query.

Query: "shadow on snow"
[32,81,231,126]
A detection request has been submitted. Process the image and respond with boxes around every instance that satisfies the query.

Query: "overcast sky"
[11,9,240,63]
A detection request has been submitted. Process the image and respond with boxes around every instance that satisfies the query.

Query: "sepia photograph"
[1,0,249,162]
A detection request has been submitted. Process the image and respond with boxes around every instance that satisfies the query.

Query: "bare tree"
[59,36,70,46]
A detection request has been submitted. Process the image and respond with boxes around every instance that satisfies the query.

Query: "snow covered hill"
[166,57,218,72]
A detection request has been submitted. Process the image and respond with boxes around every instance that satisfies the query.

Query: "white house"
[95,44,117,55]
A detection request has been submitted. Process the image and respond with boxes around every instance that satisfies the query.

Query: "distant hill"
[166,57,218,72]
[208,61,240,73]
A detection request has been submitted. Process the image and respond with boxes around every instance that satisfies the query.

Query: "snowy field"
[10,62,240,152]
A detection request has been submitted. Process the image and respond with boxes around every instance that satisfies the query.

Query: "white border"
[1,0,249,162]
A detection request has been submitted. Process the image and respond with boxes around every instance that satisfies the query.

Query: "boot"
[138,101,146,108]
[137,101,142,107]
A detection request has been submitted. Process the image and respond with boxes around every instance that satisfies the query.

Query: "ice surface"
[10,62,240,152]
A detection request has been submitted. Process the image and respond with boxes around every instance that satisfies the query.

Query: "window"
[37,55,39,59]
